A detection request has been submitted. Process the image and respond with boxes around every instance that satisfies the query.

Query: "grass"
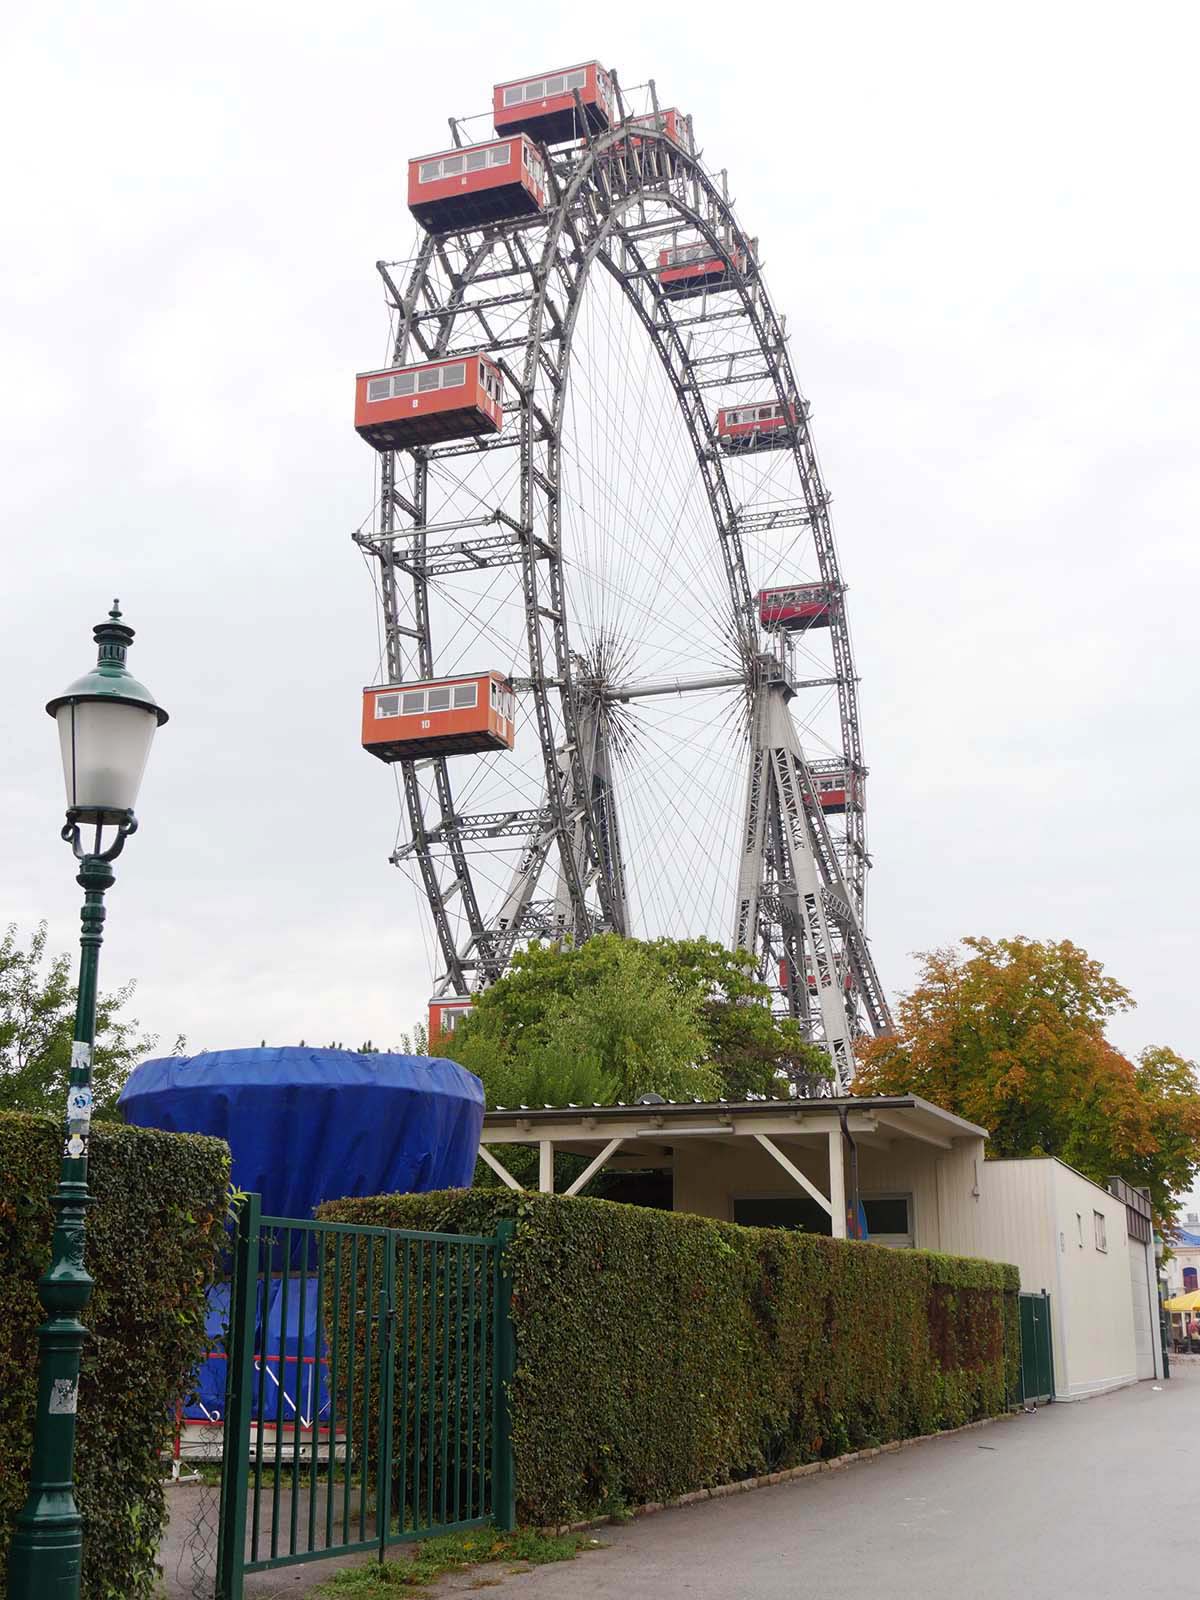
[315,1526,597,1595]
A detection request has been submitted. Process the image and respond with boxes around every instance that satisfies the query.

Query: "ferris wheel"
[352,62,891,1091]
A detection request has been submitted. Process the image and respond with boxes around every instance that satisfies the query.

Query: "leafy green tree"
[451,934,717,1109]
[0,921,157,1119]
[398,1022,429,1056]
[853,935,1200,1225]
[646,936,831,1098]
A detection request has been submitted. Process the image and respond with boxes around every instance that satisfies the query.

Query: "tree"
[449,933,832,1109]
[398,1022,429,1056]
[646,936,832,1098]
[0,922,157,1119]
[853,935,1200,1225]
[450,934,718,1109]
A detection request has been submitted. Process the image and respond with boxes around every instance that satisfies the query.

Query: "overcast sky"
[2,0,1196,1067]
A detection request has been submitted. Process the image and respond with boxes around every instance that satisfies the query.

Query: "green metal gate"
[1018,1290,1054,1404]
[215,1196,515,1600]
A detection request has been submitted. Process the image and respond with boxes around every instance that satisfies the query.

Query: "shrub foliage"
[0,1112,229,1599]
[321,1188,1019,1525]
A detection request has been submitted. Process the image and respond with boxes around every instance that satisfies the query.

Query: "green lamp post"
[7,602,167,1600]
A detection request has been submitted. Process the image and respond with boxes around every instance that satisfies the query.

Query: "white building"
[480,1098,1163,1398]
[974,1162,1161,1397]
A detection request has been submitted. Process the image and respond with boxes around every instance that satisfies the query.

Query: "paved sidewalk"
[161,1370,1189,1598]
[461,1373,1190,1600]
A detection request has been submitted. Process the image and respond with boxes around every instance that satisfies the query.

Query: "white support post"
[539,1139,554,1194]
[564,1137,624,1198]
[753,1133,833,1217]
[477,1144,524,1191]
[827,1128,848,1238]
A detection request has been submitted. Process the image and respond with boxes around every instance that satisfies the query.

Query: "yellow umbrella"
[1163,1289,1200,1312]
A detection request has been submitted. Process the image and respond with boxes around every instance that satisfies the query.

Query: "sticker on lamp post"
[67,1086,93,1128]
[49,1378,78,1415]
[64,1082,93,1159]
[70,1041,92,1074]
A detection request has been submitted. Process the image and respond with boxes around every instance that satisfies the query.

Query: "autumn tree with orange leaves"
[853,936,1200,1227]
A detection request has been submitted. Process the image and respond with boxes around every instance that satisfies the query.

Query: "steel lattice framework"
[355,78,891,1090]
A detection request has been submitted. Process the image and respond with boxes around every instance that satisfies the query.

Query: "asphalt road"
[161,1368,1189,1598]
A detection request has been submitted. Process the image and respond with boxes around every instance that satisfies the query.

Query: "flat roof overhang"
[477,1096,987,1228]
[481,1095,987,1156]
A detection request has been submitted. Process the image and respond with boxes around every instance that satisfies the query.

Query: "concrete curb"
[545,1410,1018,1536]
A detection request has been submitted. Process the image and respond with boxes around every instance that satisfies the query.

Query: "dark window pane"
[863,1197,910,1236]
[733,1197,832,1236]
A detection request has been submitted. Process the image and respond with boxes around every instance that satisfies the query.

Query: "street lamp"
[7,602,167,1600]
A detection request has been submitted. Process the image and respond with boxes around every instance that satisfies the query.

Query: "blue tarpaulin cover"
[119,1046,484,1218]
[184,1276,332,1425]
[124,1047,483,1431]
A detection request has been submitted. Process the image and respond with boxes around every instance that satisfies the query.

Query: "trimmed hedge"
[320,1188,1020,1525]
[0,1112,229,1600]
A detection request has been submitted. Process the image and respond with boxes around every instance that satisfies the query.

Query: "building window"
[862,1195,911,1239]
[1094,1211,1107,1252]
[1076,1212,1084,1247]
[732,1196,831,1236]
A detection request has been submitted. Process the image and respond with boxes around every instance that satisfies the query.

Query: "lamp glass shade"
[56,698,160,819]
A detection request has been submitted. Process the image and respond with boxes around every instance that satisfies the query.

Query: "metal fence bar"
[416,1239,427,1531]
[453,1243,465,1524]
[396,1237,411,1535]
[376,1234,396,1565]
[250,1224,268,1562]
[467,1242,477,1523]
[307,1232,326,1551]
[440,1239,452,1526]
[426,1241,437,1533]
[324,1233,342,1549]
[492,1220,516,1532]
[269,1229,290,1559]
[290,1249,309,1553]
[359,1239,377,1541]
[215,1193,259,1600]
[343,1233,359,1542]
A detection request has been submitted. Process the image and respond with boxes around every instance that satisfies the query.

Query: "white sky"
[2,0,1197,1064]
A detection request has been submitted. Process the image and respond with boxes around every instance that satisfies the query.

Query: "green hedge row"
[0,1112,230,1600]
[320,1188,1020,1526]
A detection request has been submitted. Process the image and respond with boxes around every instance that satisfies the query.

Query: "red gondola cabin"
[408,135,547,231]
[758,583,837,630]
[361,672,516,762]
[612,107,694,155]
[657,240,748,299]
[809,768,863,815]
[493,62,614,144]
[779,959,854,996]
[715,400,796,451]
[429,997,474,1042]
[354,355,503,452]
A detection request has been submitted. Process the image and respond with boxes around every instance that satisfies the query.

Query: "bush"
[0,1111,229,1599]
[319,1189,1020,1525]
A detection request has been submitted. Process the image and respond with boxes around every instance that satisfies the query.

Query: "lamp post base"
[7,1501,83,1598]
